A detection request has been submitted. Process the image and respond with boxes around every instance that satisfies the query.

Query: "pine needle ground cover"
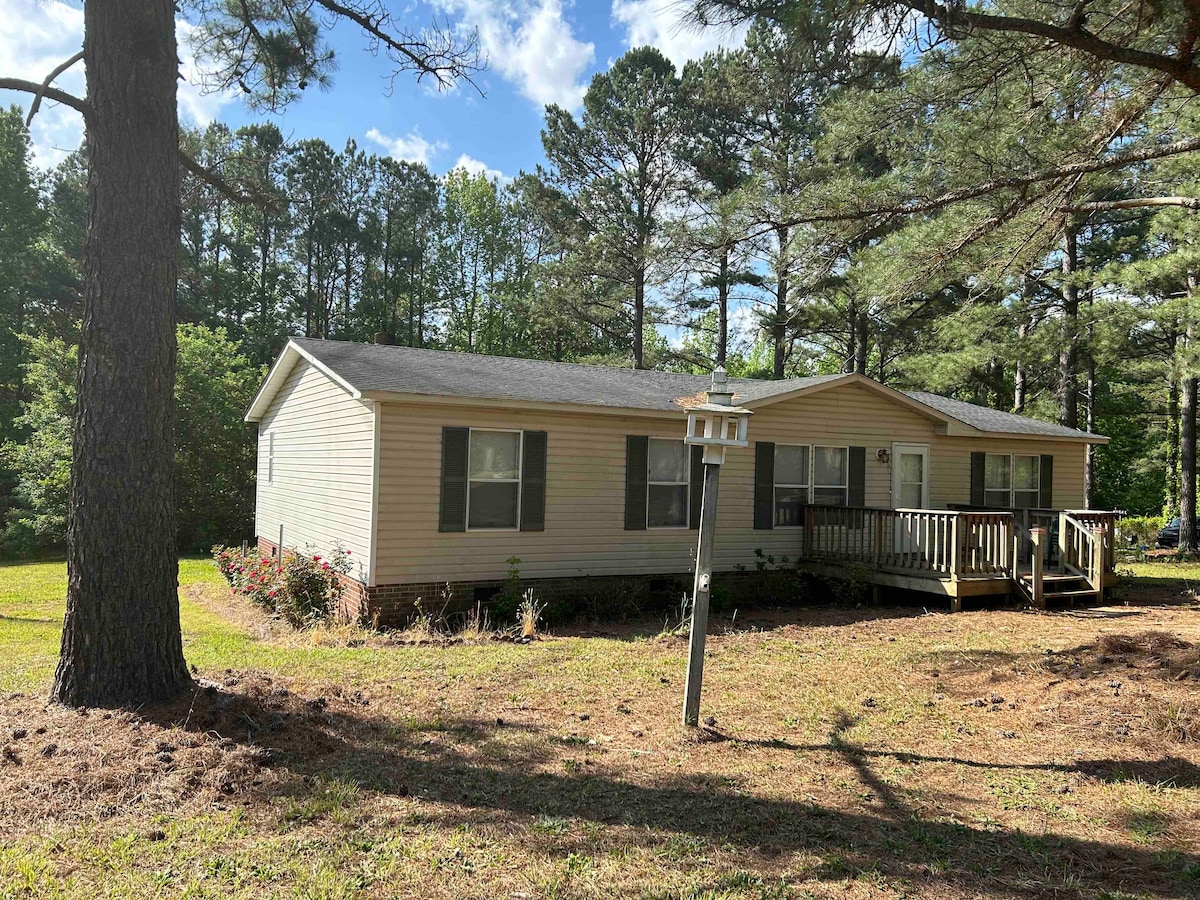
[1,559,1199,899]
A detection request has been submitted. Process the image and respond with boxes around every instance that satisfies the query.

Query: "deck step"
[1020,573,1087,583]
[1043,589,1100,599]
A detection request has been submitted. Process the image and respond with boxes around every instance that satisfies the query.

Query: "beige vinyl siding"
[373,381,1089,584]
[255,359,375,582]
[930,438,1086,510]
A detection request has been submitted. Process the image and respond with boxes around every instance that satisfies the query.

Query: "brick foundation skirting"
[256,536,801,629]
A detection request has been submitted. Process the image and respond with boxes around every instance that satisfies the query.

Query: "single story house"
[245,338,1113,624]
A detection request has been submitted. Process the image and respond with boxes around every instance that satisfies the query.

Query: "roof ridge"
[289,337,831,388]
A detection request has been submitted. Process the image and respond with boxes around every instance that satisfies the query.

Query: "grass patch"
[1,559,1199,897]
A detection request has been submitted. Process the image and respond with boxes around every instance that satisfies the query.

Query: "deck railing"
[801,506,1014,580]
[801,505,1118,587]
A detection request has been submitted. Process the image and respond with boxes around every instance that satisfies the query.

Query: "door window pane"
[901,482,923,508]
[469,481,519,529]
[648,484,688,527]
[470,431,520,479]
[775,445,809,486]
[899,453,923,485]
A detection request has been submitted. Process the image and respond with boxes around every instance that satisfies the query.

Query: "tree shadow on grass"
[133,678,1200,899]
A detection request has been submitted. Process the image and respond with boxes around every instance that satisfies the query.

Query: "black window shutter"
[1039,455,1054,509]
[848,446,866,507]
[689,445,704,529]
[439,427,469,532]
[520,431,548,531]
[970,451,986,507]
[625,435,649,531]
[754,441,775,530]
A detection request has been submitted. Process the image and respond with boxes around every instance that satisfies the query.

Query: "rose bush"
[212,543,353,627]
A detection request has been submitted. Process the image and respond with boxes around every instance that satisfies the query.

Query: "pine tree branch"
[179,150,283,212]
[1070,196,1200,213]
[0,76,89,120]
[902,0,1200,91]
[767,135,1200,232]
[309,0,481,90]
[23,51,85,126]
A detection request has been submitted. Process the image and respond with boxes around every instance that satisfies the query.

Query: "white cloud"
[435,0,594,111]
[451,153,508,183]
[175,19,235,126]
[0,1,236,167]
[365,127,448,166]
[610,0,747,68]
[0,0,86,167]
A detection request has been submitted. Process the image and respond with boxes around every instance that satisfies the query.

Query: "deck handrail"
[1062,513,1107,591]
[801,505,1013,581]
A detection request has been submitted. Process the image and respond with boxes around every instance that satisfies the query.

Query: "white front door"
[893,443,931,556]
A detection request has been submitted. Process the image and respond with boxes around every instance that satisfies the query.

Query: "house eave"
[245,340,363,423]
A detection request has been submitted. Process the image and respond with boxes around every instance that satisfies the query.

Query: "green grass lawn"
[1,558,1199,899]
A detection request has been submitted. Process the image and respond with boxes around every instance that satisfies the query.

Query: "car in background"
[1155,516,1200,549]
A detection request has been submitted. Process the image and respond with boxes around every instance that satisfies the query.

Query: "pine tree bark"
[772,224,788,379]
[52,0,191,708]
[716,248,729,367]
[1167,344,1180,517]
[1059,224,1080,429]
[1181,369,1196,552]
[1184,278,1200,553]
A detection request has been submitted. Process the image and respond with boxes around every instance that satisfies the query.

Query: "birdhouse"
[684,367,751,465]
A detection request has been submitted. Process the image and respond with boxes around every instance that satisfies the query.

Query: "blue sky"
[0,0,745,177]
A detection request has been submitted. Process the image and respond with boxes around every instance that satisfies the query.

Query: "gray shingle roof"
[903,391,1098,439]
[292,338,841,411]
[280,339,1101,440]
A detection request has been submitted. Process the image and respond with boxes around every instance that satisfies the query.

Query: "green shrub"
[211,542,352,628]
[1117,515,1165,548]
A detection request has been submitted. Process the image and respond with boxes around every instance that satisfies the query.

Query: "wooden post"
[684,462,722,727]
[1057,510,1068,571]
[1091,526,1105,595]
[277,523,284,559]
[1030,527,1045,609]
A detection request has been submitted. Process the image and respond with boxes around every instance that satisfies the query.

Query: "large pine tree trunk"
[716,248,729,367]
[633,265,645,369]
[1059,225,1080,429]
[1181,368,1196,553]
[772,224,788,379]
[52,0,191,708]
[1185,279,1200,552]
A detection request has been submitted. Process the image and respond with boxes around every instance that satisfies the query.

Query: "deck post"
[1091,526,1105,595]
[1056,511,1068,572]
[1030,527,1046,609]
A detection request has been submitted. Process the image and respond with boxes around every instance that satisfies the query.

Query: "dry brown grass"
[5,566,1200,898]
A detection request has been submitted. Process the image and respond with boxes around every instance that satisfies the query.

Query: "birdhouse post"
[682,367,751,727]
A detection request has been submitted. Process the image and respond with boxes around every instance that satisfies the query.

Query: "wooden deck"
[795,505,1118,610]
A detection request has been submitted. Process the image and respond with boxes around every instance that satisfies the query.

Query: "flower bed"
[213,543,352,628]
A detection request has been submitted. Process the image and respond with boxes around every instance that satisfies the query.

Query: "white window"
[468,429,521,529]
[984,453,1011,508]
[267,432,275,484]
[648,438,689,528]
[984,454,1041,509]
[774,445,809,526]
[773,444,848,524]
[813,446,849,506]
[1014,455,1040,509]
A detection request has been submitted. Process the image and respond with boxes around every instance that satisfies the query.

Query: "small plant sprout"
[517,588,545,640]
